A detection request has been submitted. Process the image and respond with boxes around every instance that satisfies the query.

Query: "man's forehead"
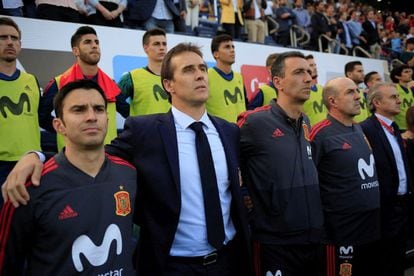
[0,25,19,35]
[285,57,309,69]
[148,35,166,43]
[80,34,98,41]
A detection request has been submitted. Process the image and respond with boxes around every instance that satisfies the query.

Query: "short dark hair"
[344,61,362,76]
[271,51,305,78]
[71,26,97,48]
[142,28,166,46]
[161,43,204,101]
[266,53,280,67]
[305,54,314,60]
[54,79,107,120]
[0,17,21,39]
[364,71,379,86]
[390,64,411,83]
[211,34,233,55]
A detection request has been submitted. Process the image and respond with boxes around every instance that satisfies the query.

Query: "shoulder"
[237,105,272,127]
[125,112,167,126]
[310,118,332,141]
[106,153,136,171]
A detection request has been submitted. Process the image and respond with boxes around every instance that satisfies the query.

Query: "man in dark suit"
[2,43,251,276]
[126,0,185,33]
[362,9,381,59]
[361,82,412,276]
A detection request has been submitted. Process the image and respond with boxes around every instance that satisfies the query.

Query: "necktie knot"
[189,121,204,133]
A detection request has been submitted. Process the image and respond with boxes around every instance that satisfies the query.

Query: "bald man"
[310,77,380,276]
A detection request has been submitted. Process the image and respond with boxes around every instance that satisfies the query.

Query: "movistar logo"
[339,246,354,255]
[402,98,413,109]
[224,87,243,105]
[266,270,282,276]
[72,224,122,272]
[358,154,375,180]
[0,93,30,118]
[153,84,168,101]
[313,100,325,113]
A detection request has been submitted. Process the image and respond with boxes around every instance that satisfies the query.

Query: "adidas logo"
[59,205,78,220]
[272,128,284,138]
[24,85,32,91]
[342,142,352,150]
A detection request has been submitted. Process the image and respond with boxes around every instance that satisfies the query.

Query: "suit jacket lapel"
[158,111,181,192]
[372,116,397,165]
[209,116,238,189]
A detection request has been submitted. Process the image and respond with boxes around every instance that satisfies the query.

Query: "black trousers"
[164,239,248,276]
[378,197,409,276]
[253,242,322,276]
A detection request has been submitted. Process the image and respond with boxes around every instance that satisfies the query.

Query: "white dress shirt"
[169,106,236,256]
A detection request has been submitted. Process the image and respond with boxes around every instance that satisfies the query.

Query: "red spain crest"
[339,262,352,276]
[114,190,131,216]
[302,123,310,141]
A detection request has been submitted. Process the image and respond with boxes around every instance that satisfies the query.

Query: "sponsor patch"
[339,262,352,276]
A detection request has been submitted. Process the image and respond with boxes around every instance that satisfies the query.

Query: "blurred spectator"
[220,0,244,39]
[384,16,395,32]
[311,0,330,51]
[347,9,367,49]
[35,0,82,23]
[390,65,414,131]
[337,11,353,52]
[173,0,187,33]
[185,0,199,30]
[0,0,23,16]
[128,0,184,33]
[407,26,414,39]
[87,0,127,27]
[292,0,310,32]
[243,0,267,43]
[400,37,414,68]
[390,31,403,56]
[325,3,340,53]
[364,71,383,90]
[22,0,36,17]
[274,0,295,46]
[362,9,382,58]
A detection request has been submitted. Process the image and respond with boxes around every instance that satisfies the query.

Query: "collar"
[213,66,234,81]
[375,113,393,126]
[0,68,20,81]
[171,106,213,130]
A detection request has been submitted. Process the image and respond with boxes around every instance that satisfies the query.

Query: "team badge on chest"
[114,186,131,216]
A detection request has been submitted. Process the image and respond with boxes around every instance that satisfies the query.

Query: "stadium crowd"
[0,3,414,275]
[1,0,414,64]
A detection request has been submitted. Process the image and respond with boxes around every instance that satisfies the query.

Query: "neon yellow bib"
[260,84,277,106]
[354,89,369,123]
[207,69,246,123]
[303,84,327,126]
[395,84,414,130]
[130,68,170,116]
[0,72,41,161]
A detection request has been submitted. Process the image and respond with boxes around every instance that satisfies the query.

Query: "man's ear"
[53,118,66,136]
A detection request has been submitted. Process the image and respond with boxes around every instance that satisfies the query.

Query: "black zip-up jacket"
[238,100,323,244]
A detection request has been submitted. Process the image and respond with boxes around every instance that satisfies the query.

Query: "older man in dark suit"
[2,43,251,276]
[361,82,413,276]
